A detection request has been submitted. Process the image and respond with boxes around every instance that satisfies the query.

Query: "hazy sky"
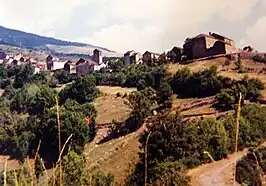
[0,0,266,53]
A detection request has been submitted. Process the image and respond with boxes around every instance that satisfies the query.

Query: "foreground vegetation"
[1,56,266,185]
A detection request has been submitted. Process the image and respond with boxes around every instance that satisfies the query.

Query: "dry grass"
[171,96,196,109]
[84,132,140,185]
[181,105,216,116]
[93,94,131,125]
[97,86,136,95]
[0,156,20,173]
[166,57,226,74]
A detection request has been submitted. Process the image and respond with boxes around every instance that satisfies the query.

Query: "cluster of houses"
[0,46,162,76]
[0,32,264,77]
[0,48,45,74]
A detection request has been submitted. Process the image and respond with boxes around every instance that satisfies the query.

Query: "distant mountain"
[0,25,119,56]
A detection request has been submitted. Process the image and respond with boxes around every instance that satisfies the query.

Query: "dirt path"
[188,150,247,186]
[189,142,266,186]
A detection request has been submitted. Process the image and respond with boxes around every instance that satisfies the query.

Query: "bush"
[236,147,266,186]
[171,66,223,98]
[196,118,228,161]
[32,107,90,162]
[150,161,190,186]
[216,77,264,110]
[91,171,115,186]
[59,75,99,104]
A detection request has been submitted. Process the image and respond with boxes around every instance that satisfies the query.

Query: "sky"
[0,0,266,53]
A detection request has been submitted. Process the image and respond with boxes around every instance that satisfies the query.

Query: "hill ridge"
[0,25,114,53]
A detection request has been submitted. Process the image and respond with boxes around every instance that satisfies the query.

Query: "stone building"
[142,51,160,64]
[184,32,236,60]
[124,50,141,66]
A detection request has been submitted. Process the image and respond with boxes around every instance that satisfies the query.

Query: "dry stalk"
[55,96,63,186]
[13,171,19,186]
[203,151,215,163]
[40,157,49,186]
[26,156,34,186]
[3,157,7,186]
[51,134,73,184]
[56,134,73,164]
[144,131,152,186]
[233,92,242,186]
[52,164,56,186]
[34,140,41,162]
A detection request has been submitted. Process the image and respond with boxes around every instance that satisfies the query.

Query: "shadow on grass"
[97,116,142,144]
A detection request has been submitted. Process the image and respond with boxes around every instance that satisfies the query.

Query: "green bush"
[59,75,99,104]
[236,147,266,186]
[171,66,224,98]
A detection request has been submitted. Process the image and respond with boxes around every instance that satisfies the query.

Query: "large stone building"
[142,51,160,64]
[76,49,107,76]
[184,32,236,60]
[124,50,141,66]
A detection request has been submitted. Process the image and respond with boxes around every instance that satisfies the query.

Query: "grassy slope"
[3,58,266,184]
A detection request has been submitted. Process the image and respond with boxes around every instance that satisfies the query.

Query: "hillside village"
[0,32,265,77]
[1,31,266,186]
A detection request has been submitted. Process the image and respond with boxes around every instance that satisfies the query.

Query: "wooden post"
[144,132,152,186]
[233,92,242,186]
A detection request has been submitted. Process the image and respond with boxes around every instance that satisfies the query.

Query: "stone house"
[64,61,76,74]
[142,51,160,63]
[184,32,236,60]
[46,55,64,71]
[92,49,103,65]
[124,50,141,66]
[76,49,107,76]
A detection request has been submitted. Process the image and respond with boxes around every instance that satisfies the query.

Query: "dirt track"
[189,142,266,186]
[188,150,246,186]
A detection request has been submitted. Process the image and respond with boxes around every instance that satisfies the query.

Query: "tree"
[171,66,223,98]
[216,88,235,110]
[60,151,88,186]
[0,109,31,161]
[196,118,228,160]
[13,64,34,88]
[63,99,97,141]
[10,83,40,113]
[183,38,193,60]
[91,171,115,186]
[157,82,173,108]
[27,85,57,115]
[30,71,50,85]
[33,107,90,162]
[150,161,190,186]
[2,85,18,100]
[108,59,125,72]
[126,88,157,121]
[7,131,34,162]
[59,75,99,104]
[53,69,73,84]
[126,113,199,185]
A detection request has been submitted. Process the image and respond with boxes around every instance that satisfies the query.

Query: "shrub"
[91,171,115,186]
[171,66,223,98]
[59,75,99,104]
[236,147,266,186]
